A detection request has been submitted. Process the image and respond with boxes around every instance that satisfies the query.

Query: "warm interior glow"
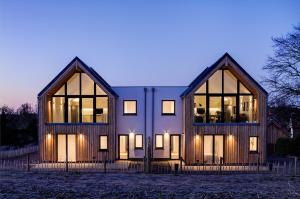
[249,136,258,152]
[57,134,76,162]
[155,134,163,148]
[124,101,137,114]
[135,134,143,148]
[119,135,128,159]
[100,135,108,150]
[171,135,180,159]
[162,101,175,114]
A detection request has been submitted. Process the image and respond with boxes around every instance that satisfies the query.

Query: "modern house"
[38,53,267,165]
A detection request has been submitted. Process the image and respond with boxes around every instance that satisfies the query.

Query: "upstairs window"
[194,69,257,124]
[162,100,175,115]
[49,72,108,123]
[123,100,137,115]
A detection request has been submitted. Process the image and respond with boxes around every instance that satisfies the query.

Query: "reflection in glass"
[194,96,206,123]
[208,70,222,93]
[68,98,79,123]
[54,85,65,95]
[214,135,224,164]
[82,98,93,123]
[96,84,107,95]
[240,83,251,94]
[195,82,206,94]
[52,97,65,123]
[67,73,80,95]
[239,95,255,122]
[96,97,108,123]
[224,70,237,93]
[224,96,237,122]
[204,135,213,164]
[209,97,222,123]
[81,73,94,95]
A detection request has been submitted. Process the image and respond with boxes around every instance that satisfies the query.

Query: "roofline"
[38,57,118,98]
[180,52,268,97]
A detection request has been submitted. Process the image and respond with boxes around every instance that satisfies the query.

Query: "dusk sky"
[0,0,299,108]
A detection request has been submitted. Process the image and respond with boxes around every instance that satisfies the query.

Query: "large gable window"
[194,69,257,124]
[49,72,108,123]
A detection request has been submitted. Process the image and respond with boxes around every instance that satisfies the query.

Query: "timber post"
[66,134,68,172]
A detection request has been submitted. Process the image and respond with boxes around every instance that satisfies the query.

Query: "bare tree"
[263,24,300,108]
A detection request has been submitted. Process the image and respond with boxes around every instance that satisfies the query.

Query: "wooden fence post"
[27,153,30,172]
[294,157,297,177]
[180,157,183,173]
[104,154,107,173]
[66,135,68,172]
[257,153,260,172]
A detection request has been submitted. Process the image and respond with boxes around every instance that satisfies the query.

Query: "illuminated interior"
[50,72,108,123]
[194,69,257,123]
[162,100,175,115]
[119,135,128,159]
[155,134,164,149]
[249,136,258,152]
[204,135,224,164]
[171,135,180,159]
[123,100,137,115]
[135,134,143,149]
[99,135,108,150]
[57,134,76,162]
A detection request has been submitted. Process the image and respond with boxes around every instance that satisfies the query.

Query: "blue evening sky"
[0,0,299,107]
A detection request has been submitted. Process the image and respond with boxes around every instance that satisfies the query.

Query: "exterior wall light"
[47,132,51,139]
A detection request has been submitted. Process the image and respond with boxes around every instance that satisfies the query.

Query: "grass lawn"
[0,171,299,198]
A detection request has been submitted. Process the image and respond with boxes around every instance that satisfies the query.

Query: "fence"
[270,157,300,176]
[0,145,38,159]
[0,148,299,175]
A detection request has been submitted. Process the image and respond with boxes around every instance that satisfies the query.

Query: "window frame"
[161,100,176,116]
[134,134,143,149]
[99,135,108,151]
[249,136,259,153]
[50,72,109,124]
[155,134,164,150]
[193,68,256,124]
[123,100,137,116]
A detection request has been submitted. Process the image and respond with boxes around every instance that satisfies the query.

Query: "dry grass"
[0,171,299,198]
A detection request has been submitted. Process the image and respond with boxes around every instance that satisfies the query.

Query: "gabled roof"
[180,52,268,97]
[38,57,118,97]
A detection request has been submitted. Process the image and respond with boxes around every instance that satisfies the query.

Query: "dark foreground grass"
[0,171,299,198]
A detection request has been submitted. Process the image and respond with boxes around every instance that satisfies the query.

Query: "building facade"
[38,53,267,165]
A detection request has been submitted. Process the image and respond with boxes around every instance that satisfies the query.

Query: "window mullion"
[206,81,209,123]
[221,69,224,123]
[237,80,240,122]
[79,73,82,123]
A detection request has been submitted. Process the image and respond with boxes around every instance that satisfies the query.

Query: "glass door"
[119,135,129,159]
[170,135,180,160]
[203,135,224,164]
[57,134,76,162]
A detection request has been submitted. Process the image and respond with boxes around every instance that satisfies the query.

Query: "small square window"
[249,136,258,153]
[135,134,143,149]
[162,100,175,115]
[123,100,137,115]
[99,135,108,151]
[155,134,164,149]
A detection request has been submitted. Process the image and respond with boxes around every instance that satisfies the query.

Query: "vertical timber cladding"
[39,94,116,162]
[184,91,267,165]
[183,63,267,165]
